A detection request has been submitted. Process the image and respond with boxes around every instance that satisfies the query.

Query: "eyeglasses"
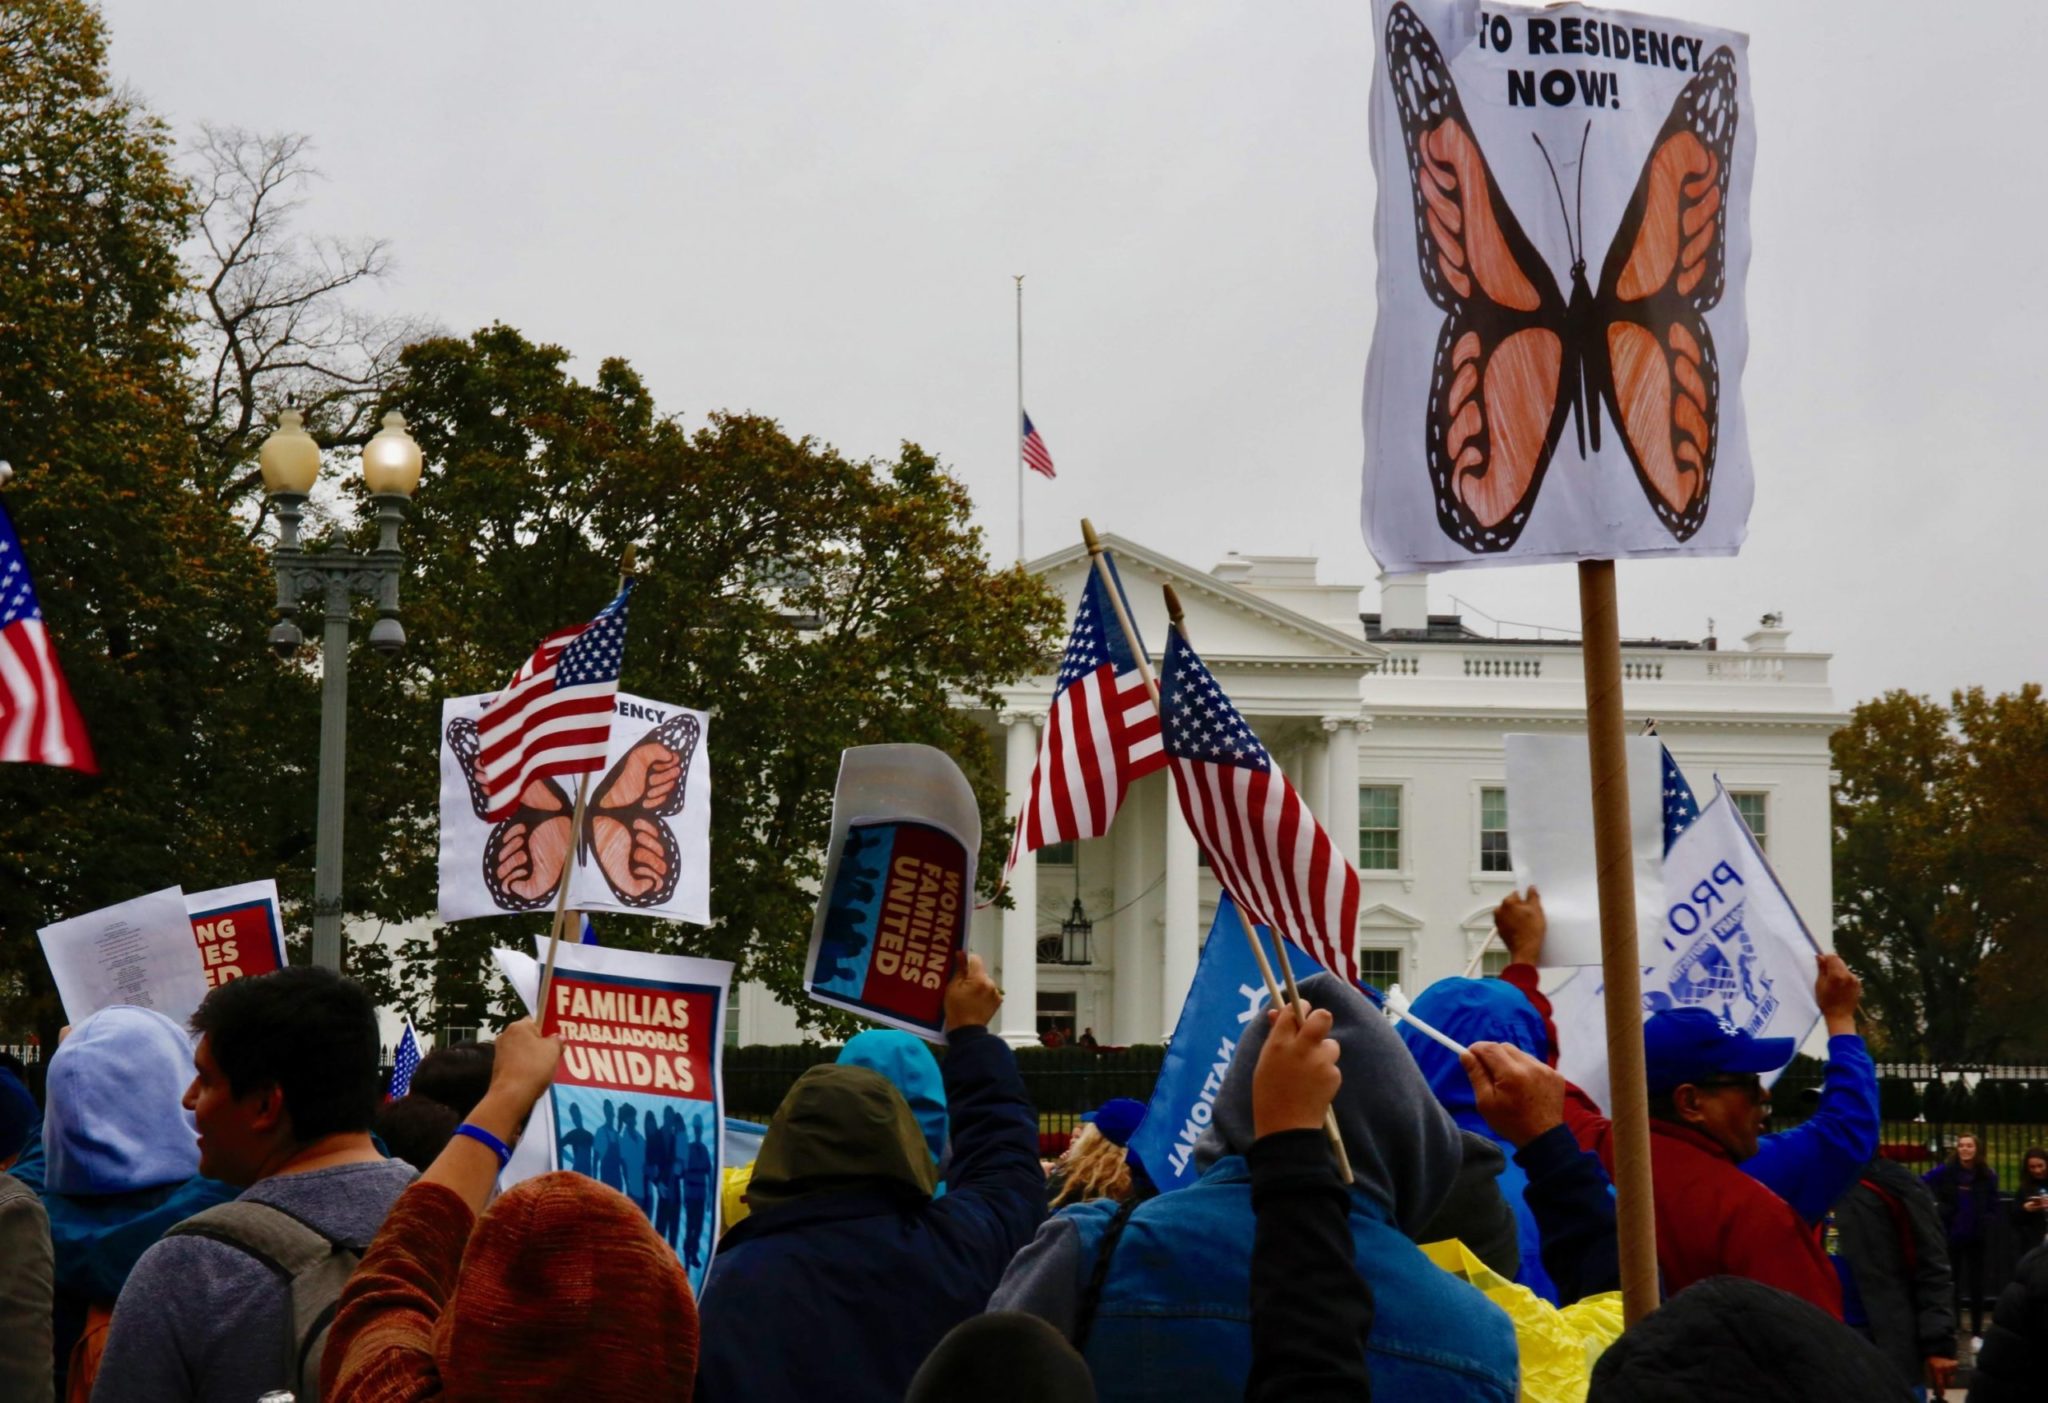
[1690,1074,1766,1103]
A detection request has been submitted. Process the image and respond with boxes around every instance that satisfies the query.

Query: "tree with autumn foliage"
[1833,685,2048,1061]
[0,0,320,1051]
[337,326,1063,1033]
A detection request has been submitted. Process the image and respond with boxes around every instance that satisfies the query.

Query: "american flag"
[1005,550,1164,867]
[477,583,634,822]
[1160,627,1360,985]
[1021,411,1056,479]
[0,501,94,772]
[1661,745,1700,853]
[389,1020,422,1100]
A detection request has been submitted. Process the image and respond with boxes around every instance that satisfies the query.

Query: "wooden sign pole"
[1578,558,1660,1325]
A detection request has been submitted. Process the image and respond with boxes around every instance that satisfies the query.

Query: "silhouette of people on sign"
[597,1099,625,1191]
[652,1107,683,1248]
[619,1103,650,1215]
[559,1102,596,1177]
[682,1116,714,1269]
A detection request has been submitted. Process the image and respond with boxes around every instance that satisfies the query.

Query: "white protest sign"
[1547,784,1822,1111]
[1505,733,1663,966]
[1361,0,1755,571]
[441,692,711,925]
[39,886,211,1027]
[497,940,732,1299]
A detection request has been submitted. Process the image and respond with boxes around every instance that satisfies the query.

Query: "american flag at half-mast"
[1021,411,1056,479]
[388,1020,422,1100]
[477,582,634,822]
[1005,550,1164,869]
[1159,627,1359,985]
[0,500,95,772]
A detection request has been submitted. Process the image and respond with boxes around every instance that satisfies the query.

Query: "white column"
[1162,787,1200,1032]
[998,713,1042,1046]
[1112,786,1147,1044]
[1298,726,1329,824]
[1324,716,1362,870]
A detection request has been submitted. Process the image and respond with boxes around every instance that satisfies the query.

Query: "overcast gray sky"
[101,0,2046,706]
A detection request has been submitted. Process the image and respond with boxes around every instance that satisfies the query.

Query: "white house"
[728,537,1845,1047]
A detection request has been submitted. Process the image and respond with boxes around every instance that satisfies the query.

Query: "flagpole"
[1015,275,1026,566]
[1162,580,1352,1185]
[1578,557,1660,1325]
[535,543,638,1031]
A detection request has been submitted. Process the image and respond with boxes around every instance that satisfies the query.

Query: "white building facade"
[731,536,1845,1048]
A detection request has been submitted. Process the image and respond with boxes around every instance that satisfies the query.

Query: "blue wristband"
[453,1122,513,1170]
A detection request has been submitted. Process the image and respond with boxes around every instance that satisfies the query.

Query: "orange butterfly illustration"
[448,711,700,911]
[1385,3,1737,552]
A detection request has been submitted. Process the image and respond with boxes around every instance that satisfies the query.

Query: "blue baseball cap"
[1643,1008,1796,1096]
[1080,1097,1146,1147]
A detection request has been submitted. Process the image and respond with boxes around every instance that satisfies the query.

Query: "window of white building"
[1037,841,1075,865]
[1731,791,1768,852]
[1037,990,1077,1039]
[1479,787,1512,873]
[1356,947,1403,990]
[1358,786,1402,870]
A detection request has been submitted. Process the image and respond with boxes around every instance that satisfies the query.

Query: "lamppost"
[258,409,424,971]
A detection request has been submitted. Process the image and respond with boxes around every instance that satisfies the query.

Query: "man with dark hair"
[94,967,416,1402]
[406,1039,495,1119]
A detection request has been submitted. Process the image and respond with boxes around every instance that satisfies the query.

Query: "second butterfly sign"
[1361,0,1754,571]
[436,692,713,926]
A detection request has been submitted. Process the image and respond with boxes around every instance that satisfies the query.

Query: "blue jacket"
[1744,1033,1879,1224]
[1004,1156,1518,1402]
[1400,976,1561,1303]
[694,1027,1044,1403]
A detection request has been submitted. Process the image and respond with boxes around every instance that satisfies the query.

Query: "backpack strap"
[167,1199,365,1402]
[1073,1198,1141,1355]
[1858,1176,1918,1273]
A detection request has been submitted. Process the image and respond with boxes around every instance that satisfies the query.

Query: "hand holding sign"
[486,1018,566,1121]
[1253,1002,1342,1140]
[943,951,1002,1033]
[1814,954,1861,1036]
[1494,888,1546,967]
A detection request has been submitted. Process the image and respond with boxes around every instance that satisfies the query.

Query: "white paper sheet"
[38,886,211,1027]
[1504,734,1664,966]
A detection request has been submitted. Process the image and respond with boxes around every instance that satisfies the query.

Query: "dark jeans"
[1953,1236,1987,1335]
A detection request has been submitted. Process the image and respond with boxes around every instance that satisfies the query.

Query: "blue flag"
[580,915,600,946]
[1125,893,1327,1194]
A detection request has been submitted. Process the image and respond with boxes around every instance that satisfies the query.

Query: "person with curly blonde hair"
[1047,1099,1149,1208]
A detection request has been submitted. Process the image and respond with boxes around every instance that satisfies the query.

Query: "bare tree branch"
[181,124,439,506]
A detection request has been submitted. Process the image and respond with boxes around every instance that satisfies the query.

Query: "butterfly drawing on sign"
[447,711,701,911]
[1384,3,1738,554]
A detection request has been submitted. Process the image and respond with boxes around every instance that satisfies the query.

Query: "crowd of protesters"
[1,894,2046,1401]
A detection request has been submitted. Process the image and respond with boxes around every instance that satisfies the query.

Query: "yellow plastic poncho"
[1422,1239,1627,1403]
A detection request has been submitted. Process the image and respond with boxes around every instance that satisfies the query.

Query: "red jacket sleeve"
[1496,964,1560,1066]
[322,1179,474,1401]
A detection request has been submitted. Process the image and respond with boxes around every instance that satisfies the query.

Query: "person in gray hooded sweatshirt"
[990,971,1520,1402]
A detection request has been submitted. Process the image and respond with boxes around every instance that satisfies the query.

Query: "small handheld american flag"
[1661,745,1701,853]
[388,1020,422,1100]
[1021,411,1056,480]
[0,501,94,772]
[1159,627,1360,985]
[477,583,634,821]
[1003,548,1164,870]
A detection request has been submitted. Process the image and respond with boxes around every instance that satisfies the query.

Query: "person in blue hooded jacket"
[1398,974,1564,1304]
[992,970,1518,1403]
[7,1007,236,1395]
[838,1028,948,1182]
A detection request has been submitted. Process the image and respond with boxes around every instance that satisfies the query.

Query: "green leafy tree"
[0,0,319,1050]
[341,325,1062,1034]
[1833,685,2048,1060]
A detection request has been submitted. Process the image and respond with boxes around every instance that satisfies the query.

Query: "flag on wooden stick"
[0,500,95,772]
[1159,626,1360,985]
[476,583,634,821]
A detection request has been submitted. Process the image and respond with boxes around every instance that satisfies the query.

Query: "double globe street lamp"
[258,409,424,971]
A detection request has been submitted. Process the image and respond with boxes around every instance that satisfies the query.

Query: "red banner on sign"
[544,972,715,1102]
[188,899,285,989]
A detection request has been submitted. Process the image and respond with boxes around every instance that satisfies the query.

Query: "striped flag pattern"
[0,501,94,772]
[477,583,634,821]
[1159,627,1359,984]
[1021,411,1056,479]
[1005,550,1165,868]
